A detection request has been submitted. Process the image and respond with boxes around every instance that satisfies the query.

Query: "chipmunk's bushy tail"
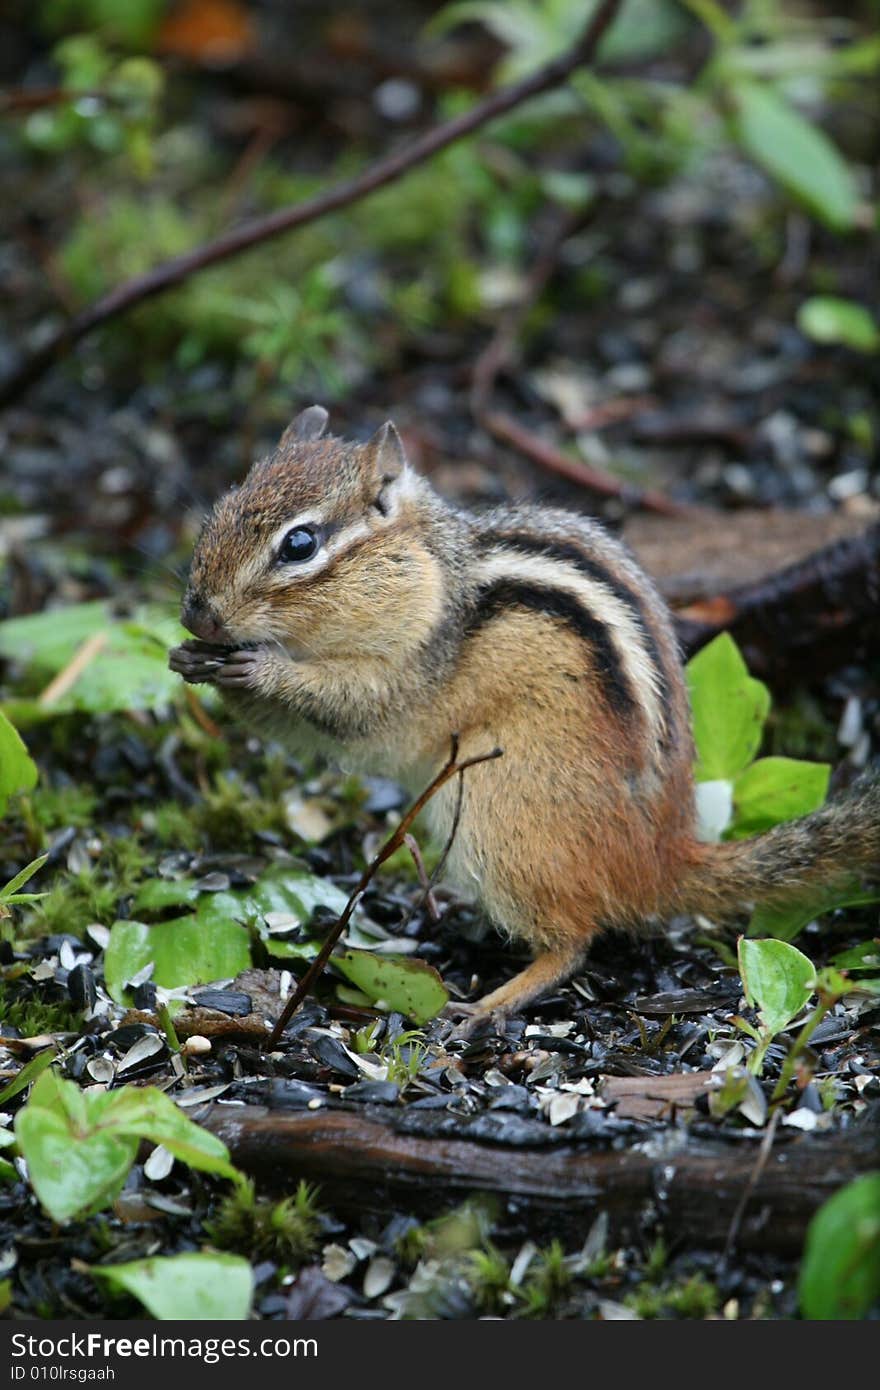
[673,775,880,918]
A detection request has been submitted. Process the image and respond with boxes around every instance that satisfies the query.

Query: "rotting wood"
[674,522,880,680]
[199,1101,879,1255]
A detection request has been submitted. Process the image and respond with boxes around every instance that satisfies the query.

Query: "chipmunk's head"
[182,406,444,658]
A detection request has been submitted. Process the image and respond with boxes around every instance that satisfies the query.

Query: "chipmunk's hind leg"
[444,941,587,1036]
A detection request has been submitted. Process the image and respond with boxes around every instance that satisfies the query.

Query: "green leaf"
[334,949,448,1025]
[0,854,48,904]
[0,709,38,814]
[91,1253,253,1320]
[729,757,830,838]
[127,864,359,977]
[16,1072,139,1223]
[799,1173,880,1319]
[832,941,880,974]
[87,1086,237,1179]
[749,883,880,942]
[15,1070,237,1223]
[686,633,770,781]
[730,81,858,232]
[798,297,880,354]
[0,1046,56,1106]
[738,937,816,1036]
[0,601,185,716]
[104,915,251,1004]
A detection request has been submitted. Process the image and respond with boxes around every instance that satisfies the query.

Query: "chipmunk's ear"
[366,421,413,516]
[281,404,329,447]
[368,420,407,482]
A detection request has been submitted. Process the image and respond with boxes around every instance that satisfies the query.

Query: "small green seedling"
[735,936,854,1094]
[14,1068,239,1223]
[687,633,880,939]
[686,633,828,842]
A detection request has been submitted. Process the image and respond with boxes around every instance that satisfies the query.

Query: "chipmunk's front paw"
[168,639,229,685]
[210,647,272,689]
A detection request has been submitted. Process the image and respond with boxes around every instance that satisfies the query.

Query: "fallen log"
[666,522,880,682]
[200,1101,879,1256]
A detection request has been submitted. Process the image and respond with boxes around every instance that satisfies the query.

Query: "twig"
[0,0,625,409]
[403,833,440,922]
[482,410,695,518]
[470,203,694,519]
[470,205,587,422]
[264,735,503,1049]
[37,631,108,707]
[722,1108,781,1262]
[398,764,468,935]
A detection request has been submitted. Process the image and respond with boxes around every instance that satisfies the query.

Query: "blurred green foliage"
[12,0,880,394]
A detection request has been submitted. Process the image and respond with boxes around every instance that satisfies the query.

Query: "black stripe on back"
[475,529,676,740]
[465,578,636,720]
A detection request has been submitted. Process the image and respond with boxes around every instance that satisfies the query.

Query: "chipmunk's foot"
[439,999,505,1042]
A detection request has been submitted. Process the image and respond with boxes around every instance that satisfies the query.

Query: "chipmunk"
[169,405,880,1024]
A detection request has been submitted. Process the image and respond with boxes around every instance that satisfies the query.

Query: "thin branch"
[0,0,625,409]
[470,203,696,519]
[398,765,467,936]
[722,1108,781,1262]
[264,736,503,1050]
[482,409,697,518]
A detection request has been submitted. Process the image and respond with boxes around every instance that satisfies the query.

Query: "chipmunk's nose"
[181,594,229,643]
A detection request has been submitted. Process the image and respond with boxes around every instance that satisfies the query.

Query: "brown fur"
[169,410,880,1021]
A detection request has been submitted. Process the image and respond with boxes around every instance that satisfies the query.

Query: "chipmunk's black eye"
[279,526,319,564]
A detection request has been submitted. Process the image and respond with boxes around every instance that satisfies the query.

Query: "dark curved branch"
[0,0,624,409]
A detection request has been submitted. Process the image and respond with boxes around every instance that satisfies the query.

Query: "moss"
[520,1240,573,1318]
[149,801,205,852]
[23,838,149,940]
[468,1245,513,1316]
[625,1271,720,1320]
[206,1178,322,1266]
[194,773,288,849]
[28,785,99,831]
[0,984,79,1036]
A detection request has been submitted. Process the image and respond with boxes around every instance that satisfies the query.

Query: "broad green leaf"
[798,297,880,354]
[16,1070,236,1222]
[104,915,251,1004]
[0,601,185,716]
[749,883,880,942]
[334,949,448,1025]
[90,1087,236,1179]
[799,1173,880,1319]
[729,757,830,839]
[0,709,38,814]
[0,1046,56,1106]
[731,81,858,231]
[16,1072,138,1223]
[91,1253,253,1321]
[738,937,815,1036]
[686,633,770,781]
[129,865,359,973]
